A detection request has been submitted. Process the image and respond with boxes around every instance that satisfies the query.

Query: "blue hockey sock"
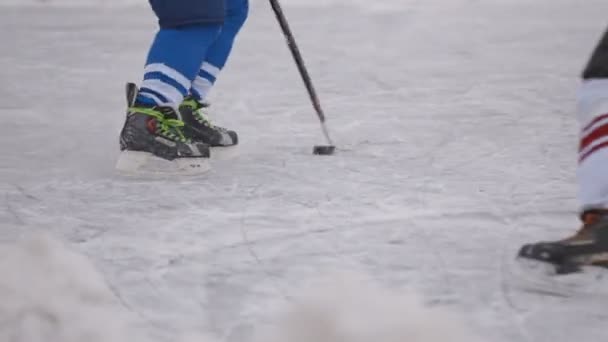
[137,24,221,108]
[191,0,248,101]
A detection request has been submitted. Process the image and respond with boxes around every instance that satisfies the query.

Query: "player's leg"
[180,0,249,148]
[117,0,225,173]
[518,28,608,273]
[579,28,608,212]
[190,0,249,101]
[137,0,225,107]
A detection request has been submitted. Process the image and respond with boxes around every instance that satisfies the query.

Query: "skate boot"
[116,84,211,175]
[179,96,239,159]
[518,209,608,274]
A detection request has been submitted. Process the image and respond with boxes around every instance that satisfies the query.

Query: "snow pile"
[259,273,482,342]
[0,234,145,342]
[0,234,479,342]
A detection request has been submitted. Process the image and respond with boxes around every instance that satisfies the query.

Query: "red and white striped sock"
[577,79,608,210]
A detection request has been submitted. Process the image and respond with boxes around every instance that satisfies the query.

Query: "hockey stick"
[269,0,336,154]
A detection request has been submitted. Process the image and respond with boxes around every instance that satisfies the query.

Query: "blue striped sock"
[190,0,249,101]
[136,24,221,108]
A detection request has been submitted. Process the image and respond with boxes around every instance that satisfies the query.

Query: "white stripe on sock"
[578,79,608,128]
[578,148,608,209]
[144,63,191,91]
[201,62,221,78]
[192,76,214,100]
[140,79,184,106]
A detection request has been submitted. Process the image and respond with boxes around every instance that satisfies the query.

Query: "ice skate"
[518,210,608,274]
[116,84,211,175]
[179,96,239,160]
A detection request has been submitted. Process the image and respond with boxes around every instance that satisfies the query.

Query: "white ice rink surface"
[2,0,608,341]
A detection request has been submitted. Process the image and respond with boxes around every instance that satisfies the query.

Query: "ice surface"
[2,0,608,341]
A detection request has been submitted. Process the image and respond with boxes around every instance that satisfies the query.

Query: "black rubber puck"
[313,145,336,155]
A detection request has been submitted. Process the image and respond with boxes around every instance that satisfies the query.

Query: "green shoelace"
[130,106,190,143]
[181,98,215,128]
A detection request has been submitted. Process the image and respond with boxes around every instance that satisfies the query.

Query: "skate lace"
[182,98,228,132]
[131,107,191,143]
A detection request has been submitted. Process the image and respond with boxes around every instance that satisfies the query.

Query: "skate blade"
[115,151,210,176]
[210,145,239,161]
[511,257,608,298]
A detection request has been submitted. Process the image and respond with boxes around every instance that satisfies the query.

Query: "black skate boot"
[518,209,608,274]
[116,84,211,175]
[179,96,238,159]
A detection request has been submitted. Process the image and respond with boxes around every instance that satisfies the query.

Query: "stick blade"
[313,145,336,155]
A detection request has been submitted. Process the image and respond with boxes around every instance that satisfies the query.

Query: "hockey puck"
[313,145,336,155]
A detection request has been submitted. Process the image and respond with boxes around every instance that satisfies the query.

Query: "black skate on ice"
[518,210,608,275]
[179,96,239,160]
[116,83,211,175]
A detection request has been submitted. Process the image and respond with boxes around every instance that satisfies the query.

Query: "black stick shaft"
[269,0,327,123]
